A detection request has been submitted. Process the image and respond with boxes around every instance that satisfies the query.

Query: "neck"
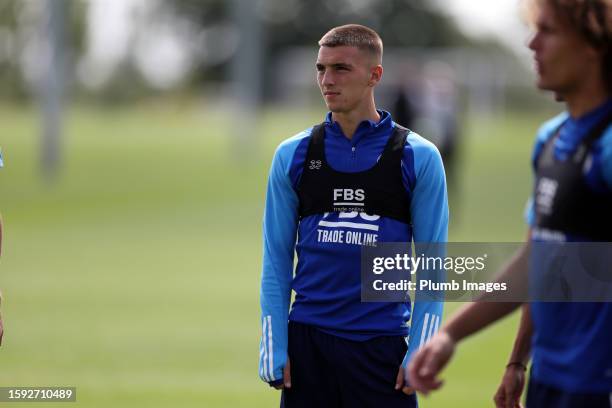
[562,79,610,118]
[331,100,380,139]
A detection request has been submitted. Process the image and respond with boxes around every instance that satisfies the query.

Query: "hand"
[407,330,455,395]
[395,366,415,395]
[273,358,291,390]
[493,364,526,408]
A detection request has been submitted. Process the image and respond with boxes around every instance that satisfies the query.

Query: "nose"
[527,32,539,51]
[320,69,334,88]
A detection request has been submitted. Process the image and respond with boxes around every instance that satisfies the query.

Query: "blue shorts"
[527,378,612,408]
[280,321,417,408]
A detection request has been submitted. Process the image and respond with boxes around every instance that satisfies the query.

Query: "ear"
[369,65,383,87]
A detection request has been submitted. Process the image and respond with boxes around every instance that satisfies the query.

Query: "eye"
[537,22,555,34]
[316,64,325,72]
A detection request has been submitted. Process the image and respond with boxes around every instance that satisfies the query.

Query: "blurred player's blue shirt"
[527,98,612,393]
[259,110,448,383]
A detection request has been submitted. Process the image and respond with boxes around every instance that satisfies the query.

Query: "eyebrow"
[536,20,553,31]
[315,62,353,69]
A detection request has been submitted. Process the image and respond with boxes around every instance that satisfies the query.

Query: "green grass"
[0,102,553,407]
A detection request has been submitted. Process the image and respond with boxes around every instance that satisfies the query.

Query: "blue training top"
[258,110,448,384]
[526,99,612,393]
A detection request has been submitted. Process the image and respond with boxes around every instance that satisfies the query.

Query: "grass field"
[0,102,554,407]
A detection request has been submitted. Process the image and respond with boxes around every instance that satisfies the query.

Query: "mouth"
[323,91,340,96]
[533,58,543,74]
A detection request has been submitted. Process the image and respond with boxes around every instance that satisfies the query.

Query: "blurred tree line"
[0,0,86,101]
[0,0,505,103]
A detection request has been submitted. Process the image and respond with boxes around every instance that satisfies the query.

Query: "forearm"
[444,301,520,343]
[443,241,530,342]
[507,304,533,365]
[259,249,294,383]
[405,300,444,366]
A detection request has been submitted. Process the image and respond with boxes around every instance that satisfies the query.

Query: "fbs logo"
[334,188,365,202]
[535,177,558,215]
[333,188,365,209]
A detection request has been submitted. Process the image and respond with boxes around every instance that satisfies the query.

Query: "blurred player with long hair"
[409,1,612,407]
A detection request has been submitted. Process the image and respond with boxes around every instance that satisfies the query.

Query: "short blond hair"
[318,24,383,63]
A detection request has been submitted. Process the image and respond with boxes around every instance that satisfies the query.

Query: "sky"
[437,0,531,56]
[81,0,534,88]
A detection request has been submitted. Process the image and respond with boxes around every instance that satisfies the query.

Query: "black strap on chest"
[297,123,411,224]
[534,110,612,240]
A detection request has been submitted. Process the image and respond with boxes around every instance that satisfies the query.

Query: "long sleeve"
[402,132,449,367]
[259,138,302,383]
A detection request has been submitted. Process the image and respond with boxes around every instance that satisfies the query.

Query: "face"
[316,46,382,114]
[528,2,600,94]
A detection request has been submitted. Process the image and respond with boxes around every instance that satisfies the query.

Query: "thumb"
[283,358,291,388]
[395,366,404,390]
[419,348,437,377]
[420,348,447,386]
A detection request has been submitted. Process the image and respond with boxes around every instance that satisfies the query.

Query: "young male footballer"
[259,24,448,407]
